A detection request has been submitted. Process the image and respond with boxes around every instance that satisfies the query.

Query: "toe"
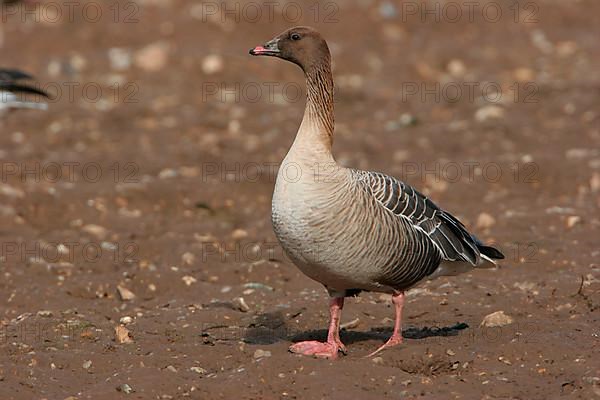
[366,335,403,357]
[289,341,323,354]
[289,341,343,359]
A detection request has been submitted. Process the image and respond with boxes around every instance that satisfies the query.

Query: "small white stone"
[232,297,250,312]
[566,216,581,229]
[475,105,505,122]
[182,276,197,286]
[447,59,466,77]
[134,41,169,72]
[190,366,207,374]
[253,349,271,359]
[231,229,248,240]
[476,212,496,229]
[202,54,224,75]
[182,252,195,265]
[82,224,108,240]
[481,311,513,327]
[108,48,132,71]
[117,286,136,301]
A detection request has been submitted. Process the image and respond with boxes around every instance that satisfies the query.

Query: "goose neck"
[289,62,335,159]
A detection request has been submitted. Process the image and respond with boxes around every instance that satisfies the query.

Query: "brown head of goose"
[250,27,504,359]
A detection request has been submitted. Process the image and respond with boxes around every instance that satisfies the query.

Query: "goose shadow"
[288,322,469,345]
[240,311,468,345]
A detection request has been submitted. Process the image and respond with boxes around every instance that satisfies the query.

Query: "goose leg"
[289,296,346,359]
[367,291,405,357]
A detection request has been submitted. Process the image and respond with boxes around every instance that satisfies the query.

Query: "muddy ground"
[0,0,599,399]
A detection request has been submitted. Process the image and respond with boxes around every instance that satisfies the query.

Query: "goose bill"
[249,41,280,56]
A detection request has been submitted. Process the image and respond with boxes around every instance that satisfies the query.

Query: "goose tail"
[476,244,504,268]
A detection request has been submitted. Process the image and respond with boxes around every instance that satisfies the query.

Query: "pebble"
[253,349,271,359]
[202,54,224,75]
[566,148,596,160]
[381,24,405,42]
[119,316,134,325]
[231,229,248,240]
[190,366,207,374]
[378,1,397,18]
[37,310,53,317]
[242,282,274,292]
[337,74,364,90]
[476,212,496,229]
[117,286,136,301]
[70,54,87,72]
[108,48,132,71]
[546,206,575,215]
[81,224,108,240]
[0,184,25,199]
[481,311,514,327]
[556,41,577,57]
[447,59,466,77]
[393,150,410,163]
[158,168,178,179]
[566,215,581,229]
[118,208,142,218]
[513,67,534,82]
[182,252,196,265]
[182,276,197,286]
[166,365,177,373]
[372,356,384,365]
[530,30,553,54]
[228,120,241,134]
[232,297,250,312]
[583,376,600,385]
[475,105,505,122]
[134,41,169,72]
[340,318,360,330]
[513,282,538,295]
[115,325,134,344]
[378,294,392,303]
[82,360,92,369]
[591,173,600,192]
[117,383,134,394]
[398,113,418,127]
[221,286,232,293]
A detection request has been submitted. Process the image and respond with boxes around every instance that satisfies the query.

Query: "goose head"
[249,26,330,72]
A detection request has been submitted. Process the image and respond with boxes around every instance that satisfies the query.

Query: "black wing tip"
[0,68,34,81]
[1,83,50,98]
[478,245,505,260]
[1,69,49,98]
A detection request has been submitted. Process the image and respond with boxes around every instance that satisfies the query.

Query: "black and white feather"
[358,171,503,264]
[0,68,49,114]
[350,170,504,289]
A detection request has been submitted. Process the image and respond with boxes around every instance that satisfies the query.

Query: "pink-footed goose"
[250,27,504,359]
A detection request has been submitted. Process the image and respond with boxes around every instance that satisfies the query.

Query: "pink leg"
[289,297,346,359]
[367,291,404,357]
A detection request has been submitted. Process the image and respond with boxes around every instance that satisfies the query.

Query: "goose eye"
[291,33,301,41]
